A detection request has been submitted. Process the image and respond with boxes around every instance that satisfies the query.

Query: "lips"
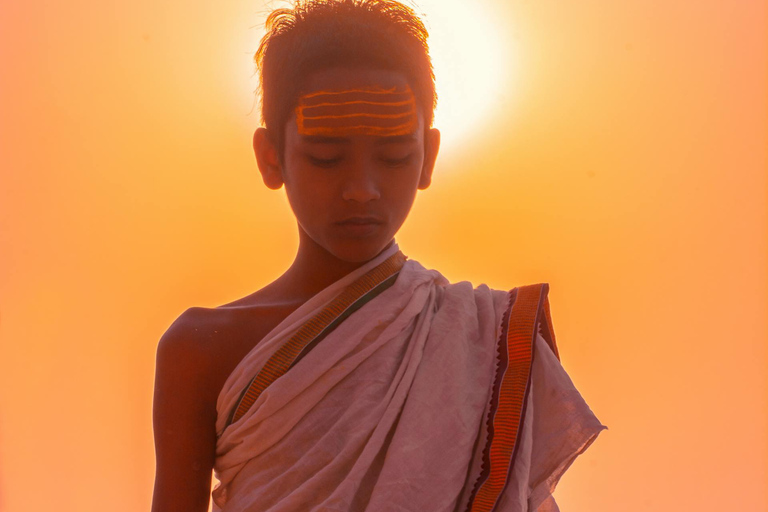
[335,216,384,236]
[336,215,384,225]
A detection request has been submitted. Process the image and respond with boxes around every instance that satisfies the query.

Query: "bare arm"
[152,312,219,512]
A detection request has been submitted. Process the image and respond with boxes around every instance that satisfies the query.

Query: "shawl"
[213,244,604,511]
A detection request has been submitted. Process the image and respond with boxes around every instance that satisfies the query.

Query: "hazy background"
[1,0,765,510]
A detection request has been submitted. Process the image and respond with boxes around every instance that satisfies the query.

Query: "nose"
[341,164,381,203]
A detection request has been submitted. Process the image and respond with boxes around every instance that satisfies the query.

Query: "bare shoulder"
[157,307,223,367]
[159,305,240,348]
[152,304,285,512]
[156,299,302,409]
[157,307,239,368]
[153,306,247,427]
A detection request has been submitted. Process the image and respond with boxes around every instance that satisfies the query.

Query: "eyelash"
[307,154,413,168]
[308,156,341,168]
[381,155,412,167]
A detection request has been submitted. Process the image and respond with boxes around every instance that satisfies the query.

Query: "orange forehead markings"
[300,86,410,99]
[296,85,418,137]
[296,125,415,137]
[303,112,414,120]
[307,100,415,108]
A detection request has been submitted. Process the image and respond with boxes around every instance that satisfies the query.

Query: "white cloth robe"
[212,245,605,511]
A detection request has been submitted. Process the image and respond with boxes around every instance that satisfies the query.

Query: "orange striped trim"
[467,284,557,512]
[296,85,418,137]
[226,251,407,426]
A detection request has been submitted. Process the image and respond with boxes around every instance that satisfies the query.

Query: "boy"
[152,1,604,511]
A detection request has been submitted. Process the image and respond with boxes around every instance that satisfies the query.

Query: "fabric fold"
[212,245,604,511]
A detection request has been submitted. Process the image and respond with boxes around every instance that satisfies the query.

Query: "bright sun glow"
[238,0,515,153]
[414,0,514,152]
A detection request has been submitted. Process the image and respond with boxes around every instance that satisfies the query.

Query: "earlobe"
[253,128,284,190]
[418,128,440,190]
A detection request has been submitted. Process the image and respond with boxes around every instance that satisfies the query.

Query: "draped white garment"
[213,245,604,511]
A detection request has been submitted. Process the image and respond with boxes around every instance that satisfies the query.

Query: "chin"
[327,239,394,265]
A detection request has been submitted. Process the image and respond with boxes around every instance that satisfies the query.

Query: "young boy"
[152,1,604,511]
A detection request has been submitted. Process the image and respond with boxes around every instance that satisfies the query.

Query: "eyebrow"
[301,135,352,145]
[374,133,418,146]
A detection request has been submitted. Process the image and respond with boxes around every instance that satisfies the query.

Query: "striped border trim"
[288,271,400,370]
[225,251,407,427]
[466,283,556,512]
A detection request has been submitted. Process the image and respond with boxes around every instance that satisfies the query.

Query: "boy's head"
[256,0,436,152]
[252,0,440,264]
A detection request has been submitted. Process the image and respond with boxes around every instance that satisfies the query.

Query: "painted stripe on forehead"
[308,100,414,107]
[301,86,413,100]
[303,102,414,119]
[296,85,418,137]
[304,112,414,121]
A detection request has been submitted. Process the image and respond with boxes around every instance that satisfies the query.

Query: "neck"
[279,228,393,301]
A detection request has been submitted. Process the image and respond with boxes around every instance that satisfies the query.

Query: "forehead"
[302,67,412,93]
[293,68,421,138]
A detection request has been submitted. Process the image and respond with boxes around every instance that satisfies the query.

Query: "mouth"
[336,216,384,226]
[335,216,384,236]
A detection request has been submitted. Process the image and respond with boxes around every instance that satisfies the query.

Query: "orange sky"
[0,1,765,511]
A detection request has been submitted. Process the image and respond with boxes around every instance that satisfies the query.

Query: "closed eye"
[380,155,413,167]
[308,156,342,168]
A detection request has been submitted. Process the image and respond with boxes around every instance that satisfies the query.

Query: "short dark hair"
[255,0,436,152]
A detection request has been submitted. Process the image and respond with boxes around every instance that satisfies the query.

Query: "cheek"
[382,173,420,213]
[284,181,313,210]
[393,162,426,196]
[283,172,333,215]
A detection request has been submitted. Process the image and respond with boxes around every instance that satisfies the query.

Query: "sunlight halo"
[414,0,514,154]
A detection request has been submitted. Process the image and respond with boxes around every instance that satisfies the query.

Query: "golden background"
[0,0,765,510]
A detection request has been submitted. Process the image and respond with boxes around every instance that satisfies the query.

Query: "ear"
[418,128,440,190]
[253,127,284,190]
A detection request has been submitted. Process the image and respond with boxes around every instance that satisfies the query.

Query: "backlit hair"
[255,0,436,151]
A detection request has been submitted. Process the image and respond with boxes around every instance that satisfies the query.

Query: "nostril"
[342,180,381,203]
[342,187,381,202]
